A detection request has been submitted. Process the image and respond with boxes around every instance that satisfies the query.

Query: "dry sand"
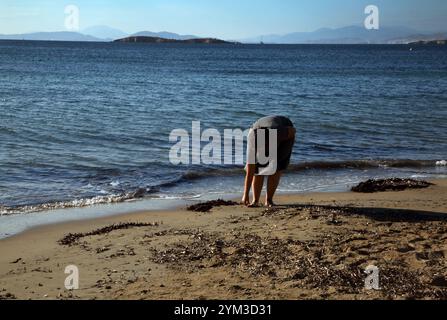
[1,179,446,300]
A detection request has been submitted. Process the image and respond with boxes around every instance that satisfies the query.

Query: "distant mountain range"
[130,31,198,40]
[0,25,446,44]
[82,25,128,40]
[241,26,446,44]
[0,26,199,42]
[0,31,104,42]
[80,25,199,41]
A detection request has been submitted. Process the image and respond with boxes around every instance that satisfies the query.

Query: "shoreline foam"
[1,159,446,216]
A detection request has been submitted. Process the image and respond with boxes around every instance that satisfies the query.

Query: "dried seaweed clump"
[352,178,433,193]
[59,222,158,246]
[187,199,238,213]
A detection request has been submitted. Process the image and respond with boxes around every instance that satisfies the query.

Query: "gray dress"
[250,116,295,174]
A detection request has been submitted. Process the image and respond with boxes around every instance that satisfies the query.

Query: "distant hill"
[82,26,128,40]
[0,31,105,42]
[115,36,234,44]
[0,29,198,42]
[130,31,198,40]
[241,25,432,44]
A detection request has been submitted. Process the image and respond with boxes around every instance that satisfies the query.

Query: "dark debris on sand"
[0,289,16,300]
[262,203,447,225]
[352,178,433,193]
[148,203,447,299]
[150,231,302,277]
[59,222,159,246]
[187,199,238,213]
[149,230,447,298]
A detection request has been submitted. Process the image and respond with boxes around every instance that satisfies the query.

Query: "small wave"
[0,187,152,216]
[436,160,447,166]
[178,160,441,181]
[1,159,442,216]
[288,159,439,171]
[312,144,335,152]
[0,126,16,134]
[177,160,440,182]
[181,167,242,180]
[411,174,428,179]
[157,194,203,200]
[110,181,120,187]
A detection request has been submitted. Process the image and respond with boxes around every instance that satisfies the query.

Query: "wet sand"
[0,179,446,300]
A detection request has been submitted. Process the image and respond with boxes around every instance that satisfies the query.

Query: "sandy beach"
[0,179,446,300]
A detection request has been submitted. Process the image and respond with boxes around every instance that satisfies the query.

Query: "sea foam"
[436,160,447,166]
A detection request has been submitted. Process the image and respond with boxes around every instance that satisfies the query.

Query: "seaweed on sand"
[352,178,433,193]
[59,222,159,246]
[187,199,239,213]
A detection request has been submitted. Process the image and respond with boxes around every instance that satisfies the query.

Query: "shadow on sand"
[264,204,447,223]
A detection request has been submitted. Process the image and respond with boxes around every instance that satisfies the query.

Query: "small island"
[114,36,236,44]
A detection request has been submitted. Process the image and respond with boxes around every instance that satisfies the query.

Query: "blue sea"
[0,40,446,235]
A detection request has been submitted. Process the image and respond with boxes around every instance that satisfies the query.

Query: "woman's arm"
[242,164,256,205]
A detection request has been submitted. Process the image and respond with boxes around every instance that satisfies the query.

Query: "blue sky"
[1,0,446,38]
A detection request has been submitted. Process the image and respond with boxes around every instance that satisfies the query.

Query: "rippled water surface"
[1,41,446,214]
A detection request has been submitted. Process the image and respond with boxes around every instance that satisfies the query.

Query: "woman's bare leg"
[266,172,282,207]
[250,175,264,207]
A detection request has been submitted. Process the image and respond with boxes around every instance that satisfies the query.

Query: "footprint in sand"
[415,252,430,261]
[397,244,416,253]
